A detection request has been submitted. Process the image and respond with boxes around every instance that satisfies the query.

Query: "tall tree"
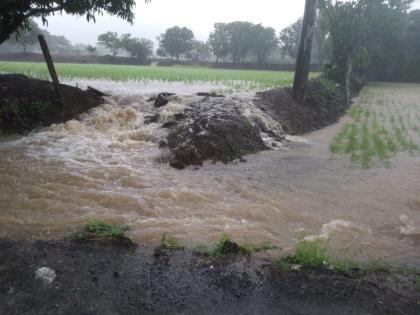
[86,45,97,55]
[13,19,41,54]
[190,40,211,61]
[158,26,195,60]
[279,19,303,59]
[121,34,154,64]
[208,23,230,63]
[252,25,278,64]
[225,21,255,64]
[293,0,319,103]
[98,32,121,57]
[0,0,142,46]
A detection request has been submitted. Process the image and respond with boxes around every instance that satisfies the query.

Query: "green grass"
[83,219,129,239]
[0,61,314,91]
[277,239,389,274]
[159,233,184,250]
[194,233,277,257]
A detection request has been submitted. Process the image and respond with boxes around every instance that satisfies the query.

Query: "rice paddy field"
[0,61,305,92]
[330,83,420,168]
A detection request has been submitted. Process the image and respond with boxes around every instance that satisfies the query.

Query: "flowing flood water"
[1,82,419,266]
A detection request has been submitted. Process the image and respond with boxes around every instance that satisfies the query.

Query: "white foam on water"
[400,215,420,236]
[304,220,368,241]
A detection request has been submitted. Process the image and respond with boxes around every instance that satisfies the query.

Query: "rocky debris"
[0,74,103,134]
[35,267,56,285]
[196,92,224,98]
[165,97,277,169]
[153,92,176,108]
[87,86,110,97]
[144,114,160,124]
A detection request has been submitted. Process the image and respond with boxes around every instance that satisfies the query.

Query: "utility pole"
[292,0,318,104]
[38,35,64,106]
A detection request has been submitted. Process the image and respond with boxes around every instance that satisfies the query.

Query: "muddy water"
[1,83,419,266]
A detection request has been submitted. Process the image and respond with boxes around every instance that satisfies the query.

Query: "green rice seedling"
[0,61,317,92]
[330,123,351,153]
[360,121,374,168]
[386,135,398,153]
[372,131,389,165]
[345,123,359,154]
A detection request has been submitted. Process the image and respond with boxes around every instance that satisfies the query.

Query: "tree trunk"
[0,30,9,46]
[345,54,352,106]
[292,0,318,104]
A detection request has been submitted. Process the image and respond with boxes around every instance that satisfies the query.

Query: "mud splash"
[0,83,420,266]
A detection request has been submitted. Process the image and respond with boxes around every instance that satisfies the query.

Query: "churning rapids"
[1,81,420,267]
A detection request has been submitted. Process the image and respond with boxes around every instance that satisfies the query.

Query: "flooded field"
[0,82,419,266]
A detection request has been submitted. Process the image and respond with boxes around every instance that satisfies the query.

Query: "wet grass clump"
[277,239,389,275]
[194,233,277,257]
[159,233,184,250]
[84,219,129,239]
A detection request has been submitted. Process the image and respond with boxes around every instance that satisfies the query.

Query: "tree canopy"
[208,23,230,63]
[208,22,279,64]
[158,26,195,61]
[97,32,122,57]
[120,34,154,63]
[320,0,417,83]
[0,0,141,45]
[12,19,42,54]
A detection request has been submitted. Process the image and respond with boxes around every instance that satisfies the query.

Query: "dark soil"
[166,97,269,169]
[0,239,419,315]
[254,78,348,135]
[0,74,103,133]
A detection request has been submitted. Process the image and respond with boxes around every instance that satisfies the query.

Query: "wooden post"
[38,35,64,106]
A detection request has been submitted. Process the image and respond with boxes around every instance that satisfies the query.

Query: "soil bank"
[0,239,419,315]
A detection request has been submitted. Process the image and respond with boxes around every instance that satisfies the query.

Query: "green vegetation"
[0,0,135,47]
[277,238,389,274]
[159,233,184,250]
[0,100,51,134]
[0,61,309,91]
[194,233,277,257]
[84,219,129,239]
[330,85,420,168]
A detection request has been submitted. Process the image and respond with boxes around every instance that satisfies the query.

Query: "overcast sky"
[39,0,420,45]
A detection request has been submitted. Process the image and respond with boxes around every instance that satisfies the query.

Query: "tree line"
[1,0,419,85]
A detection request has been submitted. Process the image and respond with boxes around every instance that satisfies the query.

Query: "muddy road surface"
[0,239,419,315]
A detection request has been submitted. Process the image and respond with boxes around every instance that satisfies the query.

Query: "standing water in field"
[0,83,420,266]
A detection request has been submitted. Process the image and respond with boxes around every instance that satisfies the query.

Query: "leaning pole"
[292,0,318,104]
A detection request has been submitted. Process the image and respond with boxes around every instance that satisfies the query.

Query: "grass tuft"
[160,233,184,250]
[194,233,276,257]
[277,239,390,274]
[84,219,129,239]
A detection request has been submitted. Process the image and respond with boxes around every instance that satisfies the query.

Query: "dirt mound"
[255,78,348,135]
[0,239,419,315]
[166,97,270,169]
[0,74,103,133]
